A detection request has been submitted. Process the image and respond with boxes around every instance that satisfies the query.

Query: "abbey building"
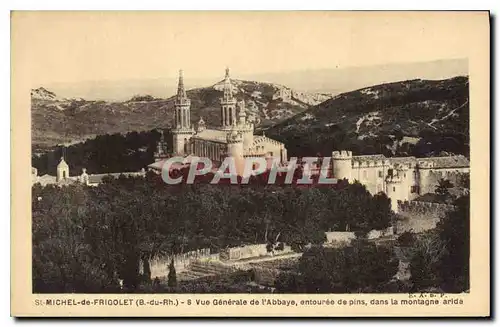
[148,68,288,170]
[330,151,469,212]
[146,68,469,214]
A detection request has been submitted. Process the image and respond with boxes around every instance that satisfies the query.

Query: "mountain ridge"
[31,80,332,151]
[263,75,469,158]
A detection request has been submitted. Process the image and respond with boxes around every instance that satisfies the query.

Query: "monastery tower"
[331,150,353,182]
[386,174,403,212]
[236,99,254,150]
[220,68,237,130]
[149,67,289,171]
[172,70,195,155]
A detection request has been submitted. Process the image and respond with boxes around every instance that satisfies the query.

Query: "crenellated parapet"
[397,200,457,215]
[352,159,389,168]
[332,150,353,160]
[351,154,390,168]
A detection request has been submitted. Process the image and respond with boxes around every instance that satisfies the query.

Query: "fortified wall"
[396,200,456,233]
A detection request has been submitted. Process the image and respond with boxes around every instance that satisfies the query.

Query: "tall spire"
[220,67,237,128]
[177,69,187,100]
[223,67,234,101]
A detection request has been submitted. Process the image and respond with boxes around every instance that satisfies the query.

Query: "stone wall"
[220,243,293,261]
[324,231,356,246]
[396,200,456,233]
[367,226,395,239]
[143,248,219,279]
[420,169,469,194]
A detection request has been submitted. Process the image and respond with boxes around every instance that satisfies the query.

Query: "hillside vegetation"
[264,76,469,158]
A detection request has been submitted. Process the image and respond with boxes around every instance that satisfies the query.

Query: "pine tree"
[168,258,177,287]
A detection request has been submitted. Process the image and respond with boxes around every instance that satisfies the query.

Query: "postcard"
[11,11,490,317]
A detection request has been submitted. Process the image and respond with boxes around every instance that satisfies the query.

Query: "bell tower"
[172,70,195,156]
[220,67,237,129]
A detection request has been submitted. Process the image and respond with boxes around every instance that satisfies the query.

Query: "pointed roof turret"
[197,116,206,132]
[57,156,69,169]
[176,69,187,100]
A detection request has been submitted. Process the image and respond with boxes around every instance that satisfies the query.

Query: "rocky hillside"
[31,87,58,101]
[264,76,469,158]
[31,81,331,151]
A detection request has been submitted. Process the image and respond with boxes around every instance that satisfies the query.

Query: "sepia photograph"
[11,10,490,317]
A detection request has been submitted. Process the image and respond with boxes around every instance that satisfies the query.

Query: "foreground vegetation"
[32,175,393,293]
[32,169,469,294]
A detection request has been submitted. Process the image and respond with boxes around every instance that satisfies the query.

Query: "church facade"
[149,69,288,171]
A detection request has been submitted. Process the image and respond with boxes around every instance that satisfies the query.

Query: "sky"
[12,11,480,100]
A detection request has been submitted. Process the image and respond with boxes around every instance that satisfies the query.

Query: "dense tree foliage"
[265,124,470,159]
[275,242,399,293]
[436,195,470,292]
[167,259,177,287]
[32,174,393,293]
[409,195,470,292]
[32,129,172,176]
[435,178,454,197]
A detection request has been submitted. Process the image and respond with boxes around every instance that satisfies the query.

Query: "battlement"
[397,200,456,213]
[352,159,389,168]
[351,154,389,167]
[332,150,353,159]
